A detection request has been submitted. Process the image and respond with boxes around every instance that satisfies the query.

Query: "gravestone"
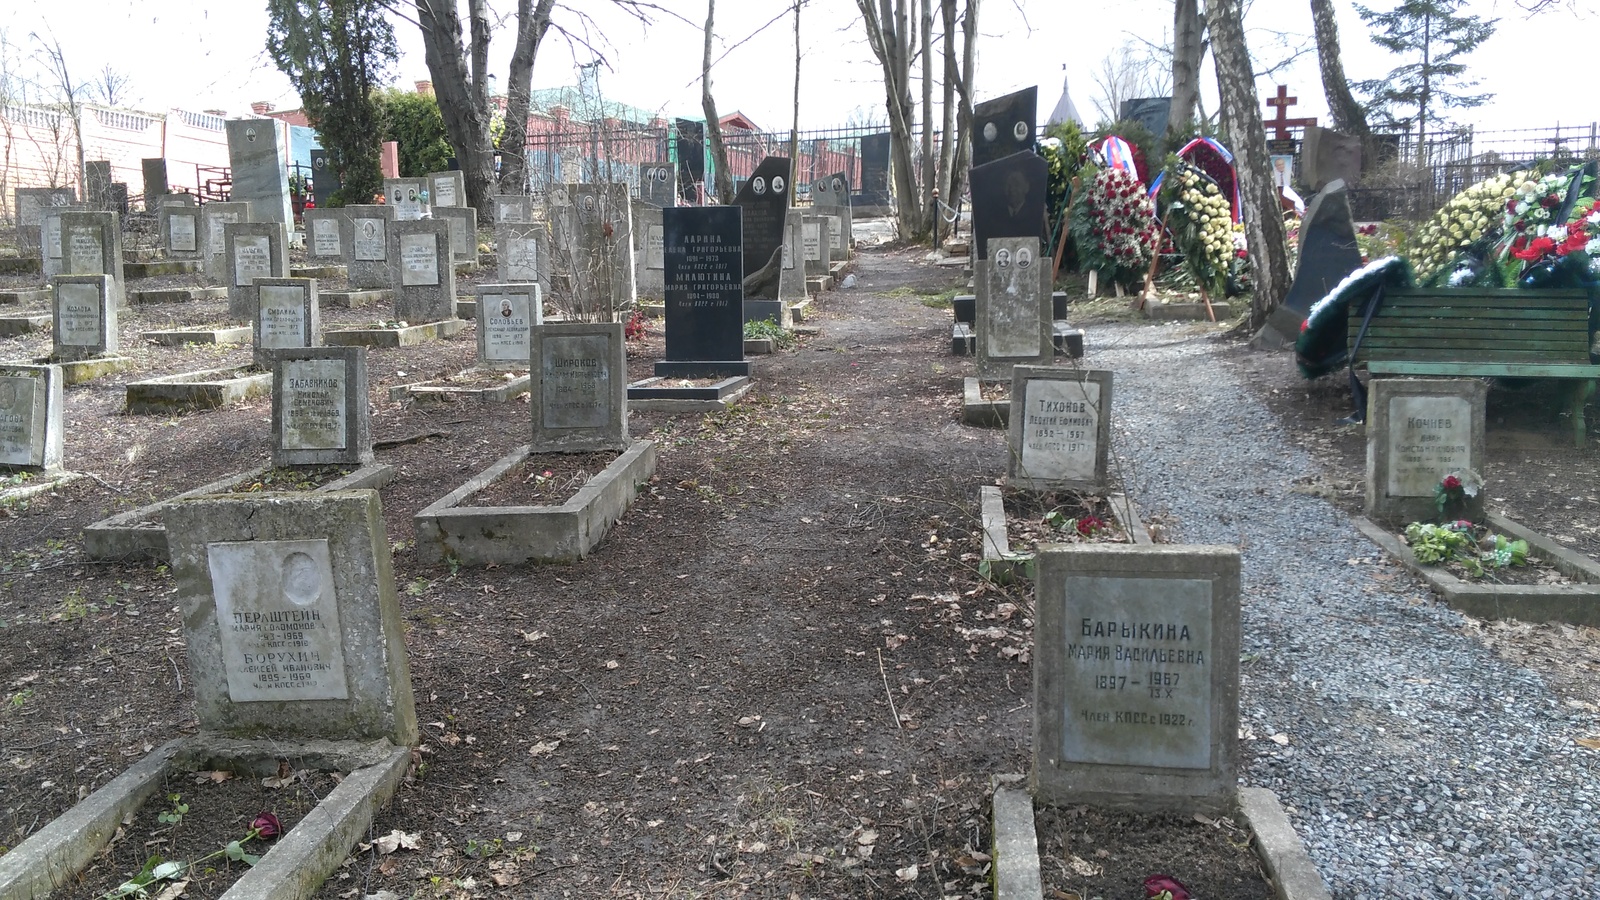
[977,236,1051,381]
[732,156,792,301]
[801,214,832,277]
[1257,180,1363,349]
[83,161,114,209]
[271,346,371,467]
[1302,125,1363,193]
[633,202,665,300]
[565,183,637,318]
[202,201,252,283]
[972,87,1038,168]
[1033,544,1241,814]
[641,162,677,208]
[476,283,543,371]
[1119,97,1173,139]
[15,187,76,257]
[162,489,416,745]
[52,275,117,362]
[0,365,64,472]
[255,278,321,368]
[531,322,627,453]
[857,133,892,206]
[225,222,290,323]
[141,158,169,211]
[380,141,400,179]
[60,211,125,309]
[427,170,466,209]
[225,119,293,226]
[1365,378,1487,524]
[309,149,341,203]
[810,173,853,258]
[675,118,706,203]
[434,205,479,266]
[971,151,1048,260]
[155,193,196,211]
[302,208,346,263]
[1007,367,1112,491]
[39,204,82,280]
[658,206,748,378]
[161,204,202,260]
[493,194,534,225]
[770,209,804,321]
[384,177,429,221]
[109,183,129,216]
[389,218,456,323]
[343,204,394,290]
[497,223,548,296]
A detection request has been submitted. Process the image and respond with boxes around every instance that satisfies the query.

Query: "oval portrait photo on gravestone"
[772,176,786,195]
[995,248,1012,269]
[1013,120,1029,141]
[752,177,767,195]
[983,122,998,142]
[282,551,322,605]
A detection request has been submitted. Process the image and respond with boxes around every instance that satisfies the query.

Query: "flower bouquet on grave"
[1156,161,1233,299]
[1411,172,1514,283]
[1068,164,1160,291]
[1432,469,1482,524]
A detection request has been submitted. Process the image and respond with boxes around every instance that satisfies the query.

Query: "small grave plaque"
[1366,378,1486,522]
[234,235,273,287]
[311,215,341,258]
[477,283,542,370]
[401,232,440,286]
[658,206,749,378]
[0,365,63,471]
[494,195,534,225]
[1007,367,1113,492]
[498,225,543,282]
[271,347,370,467]
[207,539,350,702]
[168,210,198,253]
[255,278,320,367]
[530,322,626,452]
[354,216,386,261]
[429,170,465,208]
[53,276,116,359]
[281,359,348,450]
[384,177,429,221]
[67,227,104,276]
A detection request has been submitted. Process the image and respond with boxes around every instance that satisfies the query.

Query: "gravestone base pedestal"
[390,371,532,404]
[0,314,52,337]
[125,366,274,414]
[627,376,753,413]
[413,441,657,566]
[321,289,393,309]
[961,377,1009,428]
[141,326,253,346]
[324,318,466,349]
[40,354,134,386]
[129,287,229,305]
[653,360,751,379]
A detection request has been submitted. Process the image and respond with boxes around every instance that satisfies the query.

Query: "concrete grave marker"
[384,177,429,221]
[343,204,394,290]
[60,211,124,309]
[142,158,169,211]
[810,173,853,258]
[1366,378,1487,523]
[563,183,637,318]
[0,365,64,471]
[388,219,455,323]
[802,215,832,277]
[224,222,290,323]
[201,201,252,283]
[162,205,201,258]
[477,283,543,371]
[15,187,75,257]
[658,206,748,378]
[641,162,677,208]
[497,223,547,293]
[302,209,345,261]
[434,205,478,266]
[732,157,792,301]
[271,347,371,467]
[1033,545,1241,813]
[977,236,1051,381]
[40,204,84,280]
[255,278,321,368]
[1007,367,1112,492]
[83,160,114,209]
[226,119,293,225]
[493,194,534,225]
[633,202,665,300]
[163,489,416,744]
[427,170,465,209]
[531,322,626,453]
[53,275,117,361]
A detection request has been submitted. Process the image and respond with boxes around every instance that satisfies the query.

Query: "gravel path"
[1083,322,1600,898]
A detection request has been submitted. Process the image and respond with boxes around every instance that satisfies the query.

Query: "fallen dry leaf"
[372,830,420,855]
[1067,854,1101,876]
[194,770,232,784]
[529,740,560,757]
[1576,735,1600,750]
[1270,732,1291,746]
[894,864,918,882]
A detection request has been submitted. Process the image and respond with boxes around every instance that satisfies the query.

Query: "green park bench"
[1349,286,1600,447]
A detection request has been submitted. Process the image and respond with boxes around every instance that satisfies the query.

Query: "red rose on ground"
[251,812,282,839]
[1144,874,1191,899]
[1442,475,1462,491]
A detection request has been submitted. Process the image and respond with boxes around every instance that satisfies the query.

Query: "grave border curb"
[141,326,252,346]
[978,485,1148,583]
[124,366,273,414]
[324,318,467,349]
[389,372,531,404]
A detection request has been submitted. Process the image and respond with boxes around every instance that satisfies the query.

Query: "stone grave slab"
[563,183,637,318]
[201,201,252,283]
[226,119,293,225]
[633,202,665,301]
[15,187,76,257]
[389,219,456,323]
[255,278,321,367]
[225,222,290,323]
[435,205,479,267]
[141,158,169,210]
[802,215,832,277]
[309,149,340,202]
[497,223,547,293]
[384,177,430,221]
[272,347,372,467]
[1033,544,1241,814]
[60,211,125,308]
[302,209,346,263]
[1007,366,1112,492]
[772,208,805,322]
[810,173,853,259]
[163,489,416,745]
[427,170,466,209]
[732,157,792,300]
[52,275,118,362]
[343,204,395,290]
[83,160,113,209]
[973,87,1038,168]
[160,204,202,260]
[858,133,892,206]
[656,206,748,378]
[478,283,543,371]
[531,322,627,453]
[40,204,83,281]
[1257,180,1364,349]
[1365,378,1487,524]
[0,364,64,471]
[971,151,1048,261]
[1302,125,1363,193]
[977,236,1052,381]
[642,162,677,208]
[493,194,535,225]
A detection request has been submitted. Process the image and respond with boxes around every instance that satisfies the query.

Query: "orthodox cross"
[1264,86,1317,142]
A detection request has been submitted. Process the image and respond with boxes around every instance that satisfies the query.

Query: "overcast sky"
[5,0,1596,141]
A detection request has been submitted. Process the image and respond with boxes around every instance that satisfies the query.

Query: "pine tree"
[1353,0,1496,157]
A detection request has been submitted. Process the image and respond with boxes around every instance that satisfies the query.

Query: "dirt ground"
[2,239,1597,899]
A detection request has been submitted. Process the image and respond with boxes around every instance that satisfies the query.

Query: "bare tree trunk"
[499,0,556,195]
[945,0,977,224]
[1310,0,1369,144]
[936,0,956,210]
[1206,0,1289,330]
[701,0,735,204]
[37,38,85,197]
[789,0,801,205]
[414,0,496,215]
[1169,0,1202,142]
[919,0,934,234]
[856,0,930,239]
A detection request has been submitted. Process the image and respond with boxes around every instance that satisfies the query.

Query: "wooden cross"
[1264,85,1317,142]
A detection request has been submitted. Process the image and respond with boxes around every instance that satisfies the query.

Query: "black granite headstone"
[658,206,749,378]
[857,133,892,206]
[731,156,792,300]
[642,162,677,208]
[310,150,341,203]
[1119,97,1172,137]
[141,159,168,210]
[675,119,706,203]
[1257,179,1363,348]
[970,151,1048,261]
[972,87,1038,168]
